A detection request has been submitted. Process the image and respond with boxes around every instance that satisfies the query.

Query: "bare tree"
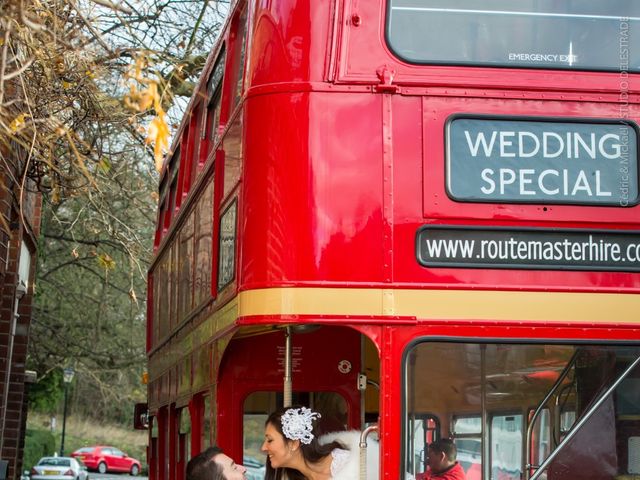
[1,0,226,420]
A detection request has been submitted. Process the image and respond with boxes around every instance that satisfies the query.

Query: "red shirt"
[418,462,467,480]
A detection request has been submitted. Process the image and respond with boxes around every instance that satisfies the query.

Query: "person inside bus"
[261,405,379,479]
[186,445,248,480]
[422,438,466,480]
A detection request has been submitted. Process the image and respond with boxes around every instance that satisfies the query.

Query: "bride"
[261,406,379,480]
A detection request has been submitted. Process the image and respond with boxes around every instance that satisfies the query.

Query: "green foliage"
[29,370,63,413]
[30,170,154,421]
[22,429,56,471]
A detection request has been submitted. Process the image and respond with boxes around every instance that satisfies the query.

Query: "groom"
[186,446,247,480]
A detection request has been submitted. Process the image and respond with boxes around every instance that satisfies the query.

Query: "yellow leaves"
[124,81,157,112]
[129,287,138,306]
[10,113,29,133]
[147,111,170,172]
[140,83,158,111]
[124,55,161,113]
[54,56,65,74]
[97,253,116,271]
[130,55,146,83]
[123,55,171,172]
[98,157,111,174]
[51,185,61,204]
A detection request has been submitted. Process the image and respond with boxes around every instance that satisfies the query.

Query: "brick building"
[0,136,42,479]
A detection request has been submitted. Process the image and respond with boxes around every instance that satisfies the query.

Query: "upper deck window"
[230,7,248,110]
[387,1,640,71]
[168,148,181,215]
[205,48,226,148]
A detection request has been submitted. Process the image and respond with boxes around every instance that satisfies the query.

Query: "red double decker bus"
[143,1,640,479]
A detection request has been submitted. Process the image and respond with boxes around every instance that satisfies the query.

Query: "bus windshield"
[387,0,640,71]
[404,342,640,480]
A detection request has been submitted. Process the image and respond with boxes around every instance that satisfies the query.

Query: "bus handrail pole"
[529,353,640,480]
[359,425,378,480]
[284,326,292,407]
[525,349,581,479]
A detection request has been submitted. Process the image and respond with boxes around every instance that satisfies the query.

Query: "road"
[88,474,148,480]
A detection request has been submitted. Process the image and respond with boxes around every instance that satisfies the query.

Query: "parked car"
[30,456,89,480]
[71,446,141,475]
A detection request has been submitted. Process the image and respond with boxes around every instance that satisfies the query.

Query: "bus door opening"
[216,325,380,470]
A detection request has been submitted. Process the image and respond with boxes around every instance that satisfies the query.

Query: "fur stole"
[319,430,380,480]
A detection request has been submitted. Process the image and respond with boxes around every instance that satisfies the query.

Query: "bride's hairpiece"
[281,407,321,444]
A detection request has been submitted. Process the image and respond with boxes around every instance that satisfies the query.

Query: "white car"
[30,456,89,480]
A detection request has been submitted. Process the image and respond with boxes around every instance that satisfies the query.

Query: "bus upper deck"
[144,1,640,480]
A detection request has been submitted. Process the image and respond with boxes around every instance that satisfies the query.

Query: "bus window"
[154,176,169,247]
[452,416,482,480]
[528,408,550,472]
[559,410,576,440]
[230,7,247,111]
[149,416,158,480]
[217,200,237,292]
[193,182,213,305]
[617,377,640,416]
[453,416,481,435]
[491,414,522,480]
[404,342,640,480]
[178,409,191,480]
[168,148,180,216]
[177,212,194,320]
[204,48,225,160]
[209,89,223,146]
[202,395,211,448]
[407,414,440,477]
[243,392,271,476]
[386,1,640,71]
[425,417,438,444]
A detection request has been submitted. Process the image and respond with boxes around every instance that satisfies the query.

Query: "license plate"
[43,470,59,475]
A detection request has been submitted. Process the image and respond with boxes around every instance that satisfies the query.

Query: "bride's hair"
[264,405,346,480]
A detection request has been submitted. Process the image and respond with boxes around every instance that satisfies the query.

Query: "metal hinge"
[375,65,397,93]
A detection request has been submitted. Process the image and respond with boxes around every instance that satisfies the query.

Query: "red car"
[71,446,141,475]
